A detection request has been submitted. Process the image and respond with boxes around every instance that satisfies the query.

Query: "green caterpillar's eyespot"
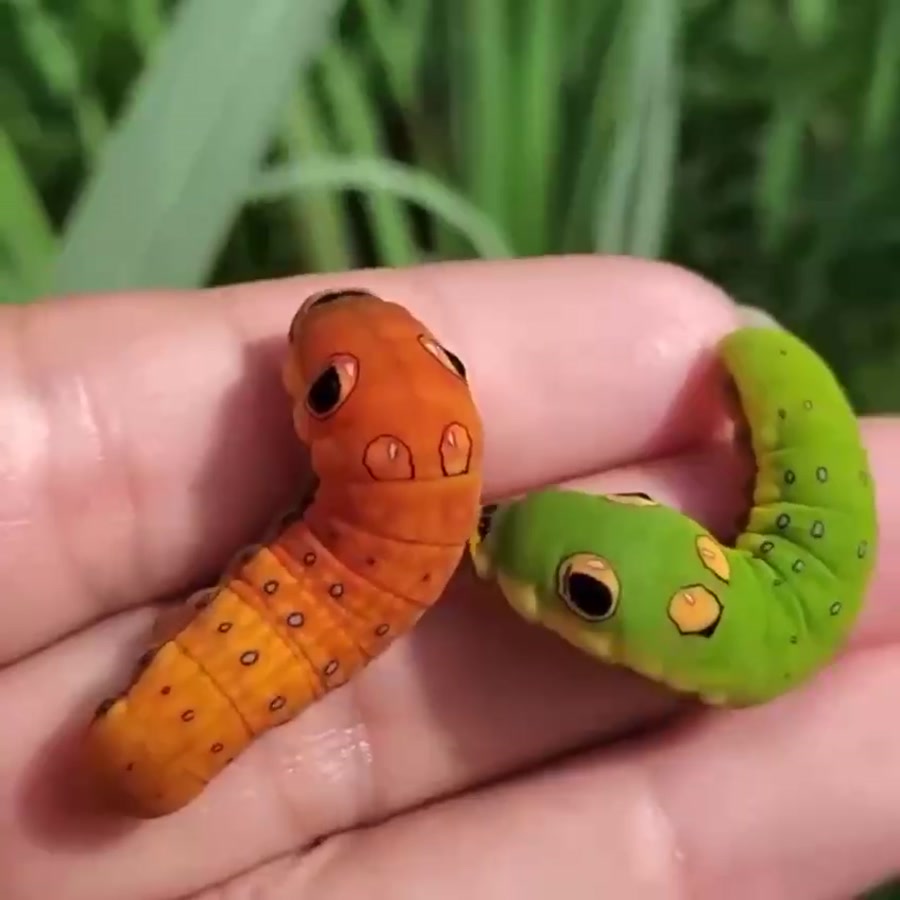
[668,585,723,638]
[557,553,620,621]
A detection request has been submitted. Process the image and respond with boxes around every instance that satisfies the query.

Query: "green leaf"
[51,0,344,295]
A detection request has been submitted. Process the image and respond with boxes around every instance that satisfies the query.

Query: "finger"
[0,255,740,662]
[228,646,900,900]
[4,416,897,899]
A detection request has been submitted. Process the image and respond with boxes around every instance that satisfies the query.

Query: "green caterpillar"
[470,326,878,705]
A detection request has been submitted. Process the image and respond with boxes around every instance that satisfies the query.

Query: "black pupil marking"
[307,366,342,415]
[565,571,614,620]
[444,347,467,378]
[309,289,362,309]
[478,504,497,540]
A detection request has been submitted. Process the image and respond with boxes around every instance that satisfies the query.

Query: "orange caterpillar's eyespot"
[305,354,359,418]
[419,335,467,380]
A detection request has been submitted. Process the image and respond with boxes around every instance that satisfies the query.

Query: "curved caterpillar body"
[87,289,484,816]
[470,326,877,706]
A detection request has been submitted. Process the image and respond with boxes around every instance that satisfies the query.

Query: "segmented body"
[87,289,484,816]
[470,326,877,705]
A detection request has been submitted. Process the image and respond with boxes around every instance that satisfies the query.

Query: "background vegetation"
[1,0,898,894]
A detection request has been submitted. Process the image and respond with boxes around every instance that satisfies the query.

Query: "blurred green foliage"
[2,0,900,420]
[0,1,899,895]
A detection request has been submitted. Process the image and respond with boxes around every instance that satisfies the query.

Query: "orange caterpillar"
[86,288,485,817]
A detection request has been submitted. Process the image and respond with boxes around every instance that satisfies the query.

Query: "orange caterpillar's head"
[283,288,484,485]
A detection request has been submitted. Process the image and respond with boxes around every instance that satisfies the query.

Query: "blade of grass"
[357,0,430,110]
[13,0,108,159]
[51,0,344,295]
[510,0,562,255]
[0,128,56,302]
[280,80,354,273]
[560,0,628,251]
[860,0,900,155]
[127,0,169,54]
[248,157,514,260]
[627,6,681,260]
[789,0,836,45]
[755,97,808,254]
[462,0,511,235]
[317,43,420,267]
[593,0,681,258]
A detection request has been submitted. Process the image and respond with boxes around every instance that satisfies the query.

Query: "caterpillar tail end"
[85,698,204,819]
[468,503,498,580]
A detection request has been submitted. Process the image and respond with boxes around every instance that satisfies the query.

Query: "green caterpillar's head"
[469,490,665,660]
[467,488,728,684]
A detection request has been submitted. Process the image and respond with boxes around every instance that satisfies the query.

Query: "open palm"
[2,256,898,900]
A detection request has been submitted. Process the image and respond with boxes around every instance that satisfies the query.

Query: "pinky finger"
[197,646,900,900]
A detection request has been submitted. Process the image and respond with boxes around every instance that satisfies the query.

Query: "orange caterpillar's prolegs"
[87,519,433,817]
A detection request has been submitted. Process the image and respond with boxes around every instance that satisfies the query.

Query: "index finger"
[0,256,740,661]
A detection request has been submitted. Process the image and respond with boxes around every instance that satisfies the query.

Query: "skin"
[470,326,878,706]
[1,257,899,900]
[86,289,484,816]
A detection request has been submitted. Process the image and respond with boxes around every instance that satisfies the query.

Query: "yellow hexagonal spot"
[696,534,731,583]
[668,585,723,637]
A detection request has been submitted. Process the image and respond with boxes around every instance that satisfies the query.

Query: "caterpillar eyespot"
[85,290,485,817]
[470,326,878,706]
[557,553,620,622]
[305,354,359,418]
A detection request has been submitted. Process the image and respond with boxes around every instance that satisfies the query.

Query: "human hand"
[1,256,898,900]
